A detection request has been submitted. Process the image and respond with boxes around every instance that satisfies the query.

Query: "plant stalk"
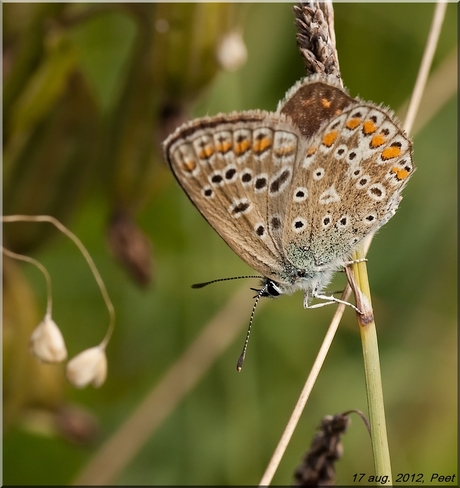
[349,245,392,482]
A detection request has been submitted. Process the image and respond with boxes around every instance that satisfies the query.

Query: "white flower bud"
[66,346,107,388]
[29,315,67,363]
[216,31,247,72]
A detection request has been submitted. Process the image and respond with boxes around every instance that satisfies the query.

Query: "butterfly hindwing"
[283,102,414,268]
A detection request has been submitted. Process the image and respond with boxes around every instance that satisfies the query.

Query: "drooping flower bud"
[29,314,67,363]
[66,346,107,388]
[216,30,247,72]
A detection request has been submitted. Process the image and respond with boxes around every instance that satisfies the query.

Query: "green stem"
[351,247,392,483]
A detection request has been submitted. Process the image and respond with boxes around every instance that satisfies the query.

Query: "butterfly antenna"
[192,275,261,289]
[236,282,268,372]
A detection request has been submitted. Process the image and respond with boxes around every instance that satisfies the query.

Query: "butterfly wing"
[164,110,305,281]
[283,102,415,269]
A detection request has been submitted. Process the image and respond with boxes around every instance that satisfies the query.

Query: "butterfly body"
[163,75,414,308]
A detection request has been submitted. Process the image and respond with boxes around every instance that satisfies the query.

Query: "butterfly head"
[265,253,340,303]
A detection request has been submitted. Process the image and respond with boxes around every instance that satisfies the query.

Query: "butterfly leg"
[343,258,368,266]
[304,291,362,314]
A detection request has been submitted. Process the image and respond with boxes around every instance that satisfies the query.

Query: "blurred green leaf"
[9,33,77,138]
[69,9,137,113]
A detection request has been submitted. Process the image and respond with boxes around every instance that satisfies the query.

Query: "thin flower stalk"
[2,215,115,350]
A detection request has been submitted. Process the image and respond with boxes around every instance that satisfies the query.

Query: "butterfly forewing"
[164,110,305,281]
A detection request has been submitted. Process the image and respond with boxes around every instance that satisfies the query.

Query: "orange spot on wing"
[363,120,377,134]
[321,98,332,108]
[371,134,386,148]
[182,159,197,172]
[234,139,251,155]
[346,118,361,130]
[199,146,214,159]
[253,137,272,153]
[391,167,410,180]
[307,146,317,156]
[382,146,401,160]
[217,141,232,153]
[275,145,295,157]
[322,131,338,147]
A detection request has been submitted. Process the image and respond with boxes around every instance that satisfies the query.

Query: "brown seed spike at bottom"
[292,413,351,486]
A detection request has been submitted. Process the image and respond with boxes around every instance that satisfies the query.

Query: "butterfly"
[163,74,414,368]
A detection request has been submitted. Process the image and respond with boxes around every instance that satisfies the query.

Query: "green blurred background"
[3,3,457,485]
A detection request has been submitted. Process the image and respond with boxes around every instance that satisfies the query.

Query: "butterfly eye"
[266,280,282,297]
